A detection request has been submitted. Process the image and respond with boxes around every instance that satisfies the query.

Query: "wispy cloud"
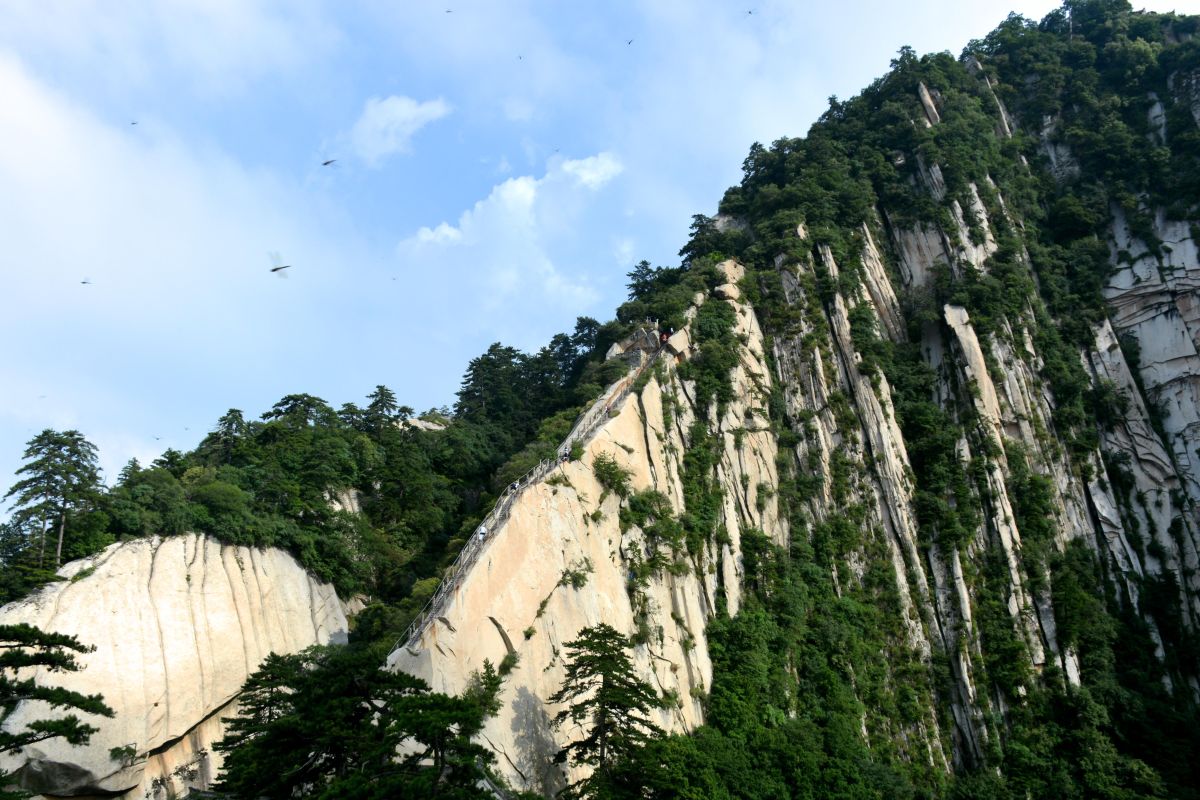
[561,152,623,189]
[348,95,451,166]
[396,154,625,346]
[0,0,335,96]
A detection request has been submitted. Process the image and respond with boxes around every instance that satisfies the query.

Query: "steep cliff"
[390,260,786,794]
[688,5,1200,795]
[5,5,1196,799]
[0,534,348,799]
[391,5,1200,797]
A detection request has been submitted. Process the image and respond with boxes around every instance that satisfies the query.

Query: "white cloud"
[561,152,624,189]
[349,95,451,166]
[397,156,627,346]
[416,222,464,245]
[612,237,635,267]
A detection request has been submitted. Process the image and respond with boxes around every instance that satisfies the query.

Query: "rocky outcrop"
[758,76,1200,768]
[389,260,786,795]
[0,534,348,799]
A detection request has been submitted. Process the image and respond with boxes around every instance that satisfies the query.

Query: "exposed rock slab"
[0,534,348,798]
[389,267,785,794]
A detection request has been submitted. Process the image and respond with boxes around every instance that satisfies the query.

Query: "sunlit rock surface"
[0,534,348,798]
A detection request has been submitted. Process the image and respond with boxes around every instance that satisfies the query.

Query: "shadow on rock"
[511,686,565,796]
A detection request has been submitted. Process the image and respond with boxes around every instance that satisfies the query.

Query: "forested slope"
[5,2,1200,798]
[631,2,1200,796]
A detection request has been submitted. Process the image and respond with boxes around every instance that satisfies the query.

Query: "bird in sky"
[80,278,92,285]
[130,121,137,125]
[321,159,337,166]
[268,251,291,276]
[627,39,633,45]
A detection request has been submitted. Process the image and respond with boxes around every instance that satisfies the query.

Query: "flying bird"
[268,251,291,276]
[80,278,92,285]
[627,39,633,45]
[322,158,337,166]
[131,121,138,125]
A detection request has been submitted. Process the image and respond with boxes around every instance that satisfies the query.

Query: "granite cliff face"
[390,260,787,794]
[0,534,348,799]
[5,8,1199,798]
[392,47,1200,792]
[753,76,1200,766]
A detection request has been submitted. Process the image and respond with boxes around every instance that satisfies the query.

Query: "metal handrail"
[393,334,664,654]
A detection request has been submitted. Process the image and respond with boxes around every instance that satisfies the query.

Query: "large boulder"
[0,534,348,798]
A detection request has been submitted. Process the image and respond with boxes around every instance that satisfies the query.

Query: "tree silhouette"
[3,430,102,568]
[549,623,664,799]
[215,644,504,798]
[0,623,113,798]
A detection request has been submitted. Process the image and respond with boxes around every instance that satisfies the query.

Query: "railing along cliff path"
[395,331,664,653]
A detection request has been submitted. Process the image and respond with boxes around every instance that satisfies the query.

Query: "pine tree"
[3,430,102,568]
[549,623,665,800]
[215,645,503,799]
[0,623,113,798]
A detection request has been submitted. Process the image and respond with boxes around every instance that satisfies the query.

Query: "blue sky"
[0,0,1190,494]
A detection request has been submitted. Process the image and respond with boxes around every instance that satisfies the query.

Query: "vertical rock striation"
[390,260,787,794]
[0,534,348,798]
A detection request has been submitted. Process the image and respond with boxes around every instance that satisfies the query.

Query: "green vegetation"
[0,624,113,798]
[548,623,665,800]
[2,430,106,577]
[560,557,594,589]
[214,644,507,798]
[3,3,1199,797]
[591,452,633,499]
[611,529,939,799]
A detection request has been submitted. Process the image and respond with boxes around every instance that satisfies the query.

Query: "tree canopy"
[549,624,664,800]
[214,643,505,799]
[0,623,112,798]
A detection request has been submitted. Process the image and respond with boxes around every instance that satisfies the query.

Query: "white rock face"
[0,534,348,798]
[774,232,957,767]
[1099,208,1200,636]
[389,265,785,795]
[918,82,942,126]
